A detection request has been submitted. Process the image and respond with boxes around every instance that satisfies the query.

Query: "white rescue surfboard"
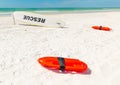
[13,11,65,28]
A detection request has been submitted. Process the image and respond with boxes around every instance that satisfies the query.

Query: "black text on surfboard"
[23,15,46,23]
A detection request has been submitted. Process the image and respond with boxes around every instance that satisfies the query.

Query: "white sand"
[0,11,120,85]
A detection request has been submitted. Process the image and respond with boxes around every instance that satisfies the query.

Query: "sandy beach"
[0,11,120,85]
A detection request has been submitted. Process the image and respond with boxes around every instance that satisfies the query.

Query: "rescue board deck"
[13,11,65,28]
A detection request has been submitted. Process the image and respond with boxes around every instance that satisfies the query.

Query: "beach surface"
[0,11,120,85]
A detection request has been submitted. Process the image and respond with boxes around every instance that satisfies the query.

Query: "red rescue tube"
[38,56,88,72]
[92,26,111,31]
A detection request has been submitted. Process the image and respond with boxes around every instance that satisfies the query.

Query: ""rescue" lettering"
[23,15,46,23]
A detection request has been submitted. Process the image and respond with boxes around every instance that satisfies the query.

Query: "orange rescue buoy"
[38,56,88,73]
[92,26,111,31]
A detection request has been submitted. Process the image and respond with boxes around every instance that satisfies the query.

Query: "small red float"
[38,56,88,73]
[92,26,111,31]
